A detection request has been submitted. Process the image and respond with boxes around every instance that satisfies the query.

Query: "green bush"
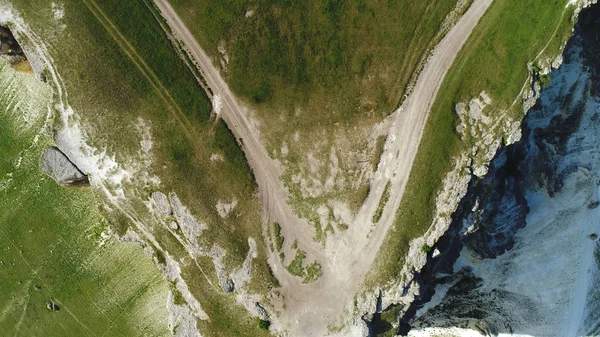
[273,222,284,251]
[257,319,271,330]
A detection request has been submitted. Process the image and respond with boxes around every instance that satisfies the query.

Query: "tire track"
[82,0,195,142]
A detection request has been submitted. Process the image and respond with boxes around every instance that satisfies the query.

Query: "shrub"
[257,319,270,330]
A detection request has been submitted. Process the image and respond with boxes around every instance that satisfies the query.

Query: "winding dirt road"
[152,0,492,335]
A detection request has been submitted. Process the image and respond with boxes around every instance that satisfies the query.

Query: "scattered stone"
[169,193,207,255]
[210,245,235,292]
[151,192,172,216]
[40,147,89,187]
[167,293,203,337]
[231,238,258,289]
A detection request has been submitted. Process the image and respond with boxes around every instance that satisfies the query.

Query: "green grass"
[8,0,277,336]
[369,0,577,285]
[372,181,391,224]
[303,262,322,283]
[170,0,458,121]
[0,63,170,336]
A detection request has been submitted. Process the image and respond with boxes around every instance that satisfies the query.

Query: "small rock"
[169,221,179,230]
[588,201,599,209]
[589,233,598,240]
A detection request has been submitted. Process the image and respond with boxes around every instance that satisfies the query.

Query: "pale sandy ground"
[153,0,492,334]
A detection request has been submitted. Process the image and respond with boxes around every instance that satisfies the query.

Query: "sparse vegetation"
[286,249,322,283]
[372,135,387,171]
[539,73,552,89]
[372,181,391,223]
[422,244,433,253]
[272,222,284,251]
[372,305,402,337]
[287,250,306,277]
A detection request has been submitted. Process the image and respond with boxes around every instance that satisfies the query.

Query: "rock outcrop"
[406,5,600,335]
[0,26,32,73]
[41,146,89,187]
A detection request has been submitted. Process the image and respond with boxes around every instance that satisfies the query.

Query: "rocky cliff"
[404,3,600,336]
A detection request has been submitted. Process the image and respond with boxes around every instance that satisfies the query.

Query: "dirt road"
[153,0,492,334]
[150,0,323,264]
[335,0,494,283]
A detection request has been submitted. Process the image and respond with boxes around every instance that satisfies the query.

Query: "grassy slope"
[370,0,575,284]
[169,0,457,121]
[7,0,275,336]
[168,0,460,226]
[0,63,170,336]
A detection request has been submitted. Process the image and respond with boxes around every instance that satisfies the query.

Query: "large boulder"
[41,147,89,187]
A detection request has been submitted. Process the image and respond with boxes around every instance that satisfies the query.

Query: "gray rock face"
[40,147,89,187]
[406,6,600,335]
[220,278,235,293]
[151,192,172,216]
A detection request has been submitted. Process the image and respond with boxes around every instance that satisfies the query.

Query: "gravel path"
[152,0,492,334]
